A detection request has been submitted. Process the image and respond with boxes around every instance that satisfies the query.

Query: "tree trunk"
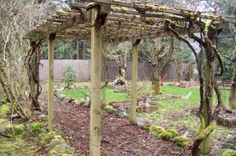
[189,61,194,80]
[175,59,182,83]
[28,41,42,111]
[151,69,161,95]
[200,59,214,155]
[229,60,236,109]
[200,36,216,155]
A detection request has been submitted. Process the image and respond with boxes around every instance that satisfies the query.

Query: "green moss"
[167,129,179,137]
[39,131,75,155]
[173,136,192,147]
[0,118,6,124]
[50,135,66,146]
[49,143,75,156]
[159,131,173,140]
[0,104,10,118]
[39,131,57,143]
[149,125,165,137]
[197,121,216,140]
[6,123,13,129]
[30,122,45,134]
[5,123,25,136]
[103,105,114,111]
[14,124,25,136]
[219,149,236,156]
[49,135,75,156]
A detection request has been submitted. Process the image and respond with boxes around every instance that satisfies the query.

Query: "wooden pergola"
[24,0,235,155]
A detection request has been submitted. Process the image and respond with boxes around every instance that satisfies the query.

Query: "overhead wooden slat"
[24,0,235,42]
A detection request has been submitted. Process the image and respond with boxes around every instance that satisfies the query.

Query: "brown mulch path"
[55,103,191,156]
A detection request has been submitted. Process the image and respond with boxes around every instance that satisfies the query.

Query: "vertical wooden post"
[90,7,103,156]
[90,4,110,155]
[130,39,140,123]
[48,33,56,131]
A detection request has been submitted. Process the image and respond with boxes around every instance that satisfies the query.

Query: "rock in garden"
[116,108,128,118]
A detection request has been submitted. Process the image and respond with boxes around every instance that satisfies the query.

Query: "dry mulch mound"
[55,103,191,156]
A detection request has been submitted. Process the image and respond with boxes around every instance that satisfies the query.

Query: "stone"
[116,108,128,118]
[135,117,149,128]
[39,114,47,121]
[72,100,81,106]
[10,113,20,119]
[0,119,10,133]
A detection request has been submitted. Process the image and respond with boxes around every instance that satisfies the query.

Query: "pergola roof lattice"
[25,0,235,42]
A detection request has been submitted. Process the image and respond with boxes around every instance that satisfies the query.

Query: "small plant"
[63,65,78,88]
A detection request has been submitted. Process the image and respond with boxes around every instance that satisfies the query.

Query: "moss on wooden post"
[130,39,140,123]
[90,4,110,156]
[48,33,56,131]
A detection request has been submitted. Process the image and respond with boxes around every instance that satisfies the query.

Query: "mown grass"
[62,87,129,103]
[141,85,236,141]
[62,87,90,100]
[162,85,229,106]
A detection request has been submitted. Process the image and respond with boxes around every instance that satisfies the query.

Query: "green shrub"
[6,124,25,136]
[63,65,78,88]
[30,122,45,134]
[0,104,10,118]
[14,124,25,135]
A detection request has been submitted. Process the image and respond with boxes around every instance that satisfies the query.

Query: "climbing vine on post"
[25,41,43,111]
[165,18,224,156]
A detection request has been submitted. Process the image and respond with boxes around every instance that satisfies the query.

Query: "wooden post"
[48,33,56,131]
[90,4,110,155]
[130,39,140,123]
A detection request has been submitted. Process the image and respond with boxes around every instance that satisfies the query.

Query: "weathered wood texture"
[130,39,140,123]
[48,33,56,131]
[24,1,235,42]
[89,5,106,156]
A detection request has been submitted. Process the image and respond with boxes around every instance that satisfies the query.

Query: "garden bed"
[55,102,191,156]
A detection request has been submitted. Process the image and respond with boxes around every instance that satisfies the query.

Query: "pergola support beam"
[48,33,56,131]
[90,4,110,156]
[130,39,140,123]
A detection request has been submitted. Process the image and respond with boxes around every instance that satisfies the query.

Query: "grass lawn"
[62,87,129,103]
[141,85,235,144]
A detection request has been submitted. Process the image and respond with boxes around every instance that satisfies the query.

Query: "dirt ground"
[55,102,191,156]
